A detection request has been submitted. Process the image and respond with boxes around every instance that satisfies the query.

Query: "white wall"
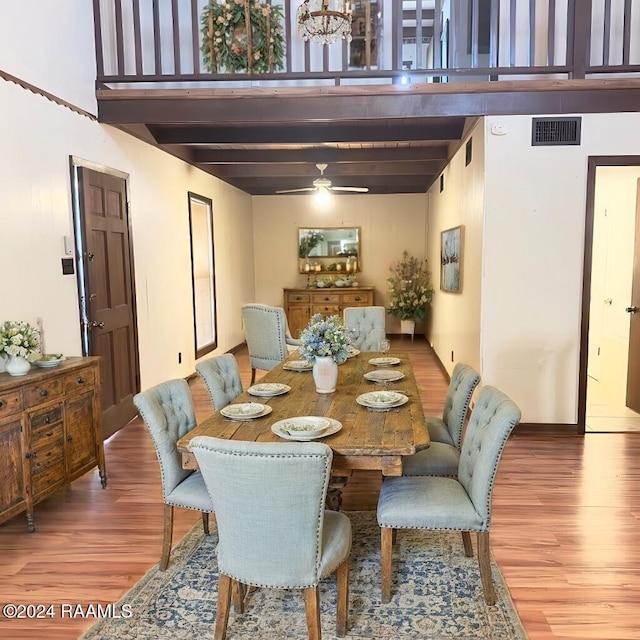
[483,113,640,423]
[0,78,254,389]
[251,194,429,332]
[425,119,484,375]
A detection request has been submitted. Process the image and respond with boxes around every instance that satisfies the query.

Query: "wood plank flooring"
[1,337,639,639]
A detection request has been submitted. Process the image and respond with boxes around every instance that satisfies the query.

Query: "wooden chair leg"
[215,574,232,640]
[381,526,394,604]
[461,531,473,557]
[303,586,321,640]
[232,580,245,614]
[336,558,349,637]
[160,504,174,571]
[477,532,496,605]
[202,512,210,535]
[250,368,256,385]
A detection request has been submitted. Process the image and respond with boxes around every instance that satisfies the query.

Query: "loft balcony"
[93,0,640,194]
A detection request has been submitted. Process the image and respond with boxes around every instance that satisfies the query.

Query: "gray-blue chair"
[343,306,386,351]
[402,363,480,477]
[191,437,351,640]
[133,379,214,571]
[241,304,302,384]
[377,385,521,605]
[196,353,243,411]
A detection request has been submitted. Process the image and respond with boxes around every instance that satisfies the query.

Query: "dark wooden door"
[626,179,640,413]
[78,168,140,439]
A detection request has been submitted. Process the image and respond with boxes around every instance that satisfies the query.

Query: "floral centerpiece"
[200,0,285,74]
[0,320,40,359]
[386,251,434,321]
[299,313,349,363]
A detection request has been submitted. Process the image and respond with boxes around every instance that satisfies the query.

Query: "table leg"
[327,475,349,510]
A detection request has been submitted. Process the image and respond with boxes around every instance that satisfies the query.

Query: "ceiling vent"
[531,117,581,146]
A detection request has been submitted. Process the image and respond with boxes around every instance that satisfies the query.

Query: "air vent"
[532,117,581,146]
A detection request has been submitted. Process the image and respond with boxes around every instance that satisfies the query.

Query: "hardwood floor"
[1,337,639,639]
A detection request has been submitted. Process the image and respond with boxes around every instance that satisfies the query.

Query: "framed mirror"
[298,227,360,273]
[188,192,218,359]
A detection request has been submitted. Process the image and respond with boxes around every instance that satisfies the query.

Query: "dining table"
[177,350,430,506]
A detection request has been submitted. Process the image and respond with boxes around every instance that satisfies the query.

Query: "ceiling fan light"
[315,186,331,206]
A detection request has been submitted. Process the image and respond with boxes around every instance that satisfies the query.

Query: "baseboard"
[513,422,579,434]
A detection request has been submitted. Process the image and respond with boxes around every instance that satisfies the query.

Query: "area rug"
[81,511,527,640]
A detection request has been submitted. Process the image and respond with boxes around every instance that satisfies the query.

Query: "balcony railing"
[94,0,640,88]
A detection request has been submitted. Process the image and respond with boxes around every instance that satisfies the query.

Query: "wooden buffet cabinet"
[0,357,106,532]
[284,286,375,337]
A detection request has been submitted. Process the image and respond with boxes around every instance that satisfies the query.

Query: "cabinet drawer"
[312,305,341,316]
[31,456,65,497]
[312,293,340,304]
[286,292,310,304]
[0,390,22,419]
[31,440,64,474]
[31,423,63,450]
[23,378,64,408]
[342,292,373,305]
[29,404,63,432]
[64,367,96,394]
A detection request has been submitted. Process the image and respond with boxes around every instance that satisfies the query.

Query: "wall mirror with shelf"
[298,227,360,274]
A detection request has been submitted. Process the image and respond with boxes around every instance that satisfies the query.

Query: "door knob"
[626,306,638,314]
[90,320,105,328]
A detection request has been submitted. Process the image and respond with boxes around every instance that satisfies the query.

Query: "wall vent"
[531,117,581,146]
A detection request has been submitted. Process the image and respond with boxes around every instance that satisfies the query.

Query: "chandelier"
[297,0,353,45]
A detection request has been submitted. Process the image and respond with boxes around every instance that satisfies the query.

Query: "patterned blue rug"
[81,511,527,639]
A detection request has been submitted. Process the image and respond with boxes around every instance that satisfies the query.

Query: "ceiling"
[136,115,472,196]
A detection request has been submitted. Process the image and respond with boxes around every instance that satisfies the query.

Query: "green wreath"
[201,0,285,74]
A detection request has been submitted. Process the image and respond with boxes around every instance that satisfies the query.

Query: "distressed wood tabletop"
[178,352,429,477]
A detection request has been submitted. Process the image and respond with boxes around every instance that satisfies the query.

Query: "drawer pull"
[0,400,4,409]
[355,296,361,301]
[44,417,50,424]
[46,431,53,437]
[40,390,48,397]
[324,297,329,301]
[25,452,32,459]
[77,376,85,384]
[67,435,73,442]
[296,296,302,301]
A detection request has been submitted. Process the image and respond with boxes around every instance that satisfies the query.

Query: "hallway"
[586,375,640,432]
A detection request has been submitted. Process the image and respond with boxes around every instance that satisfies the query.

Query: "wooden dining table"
[178,351,430,484]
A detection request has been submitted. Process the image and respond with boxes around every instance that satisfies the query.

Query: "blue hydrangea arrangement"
[299,313,350,363]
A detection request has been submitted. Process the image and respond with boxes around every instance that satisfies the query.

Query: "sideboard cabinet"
[0,357,106,531]
[284,286,375,337]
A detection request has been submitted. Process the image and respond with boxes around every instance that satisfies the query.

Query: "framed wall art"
[440,225,463,292]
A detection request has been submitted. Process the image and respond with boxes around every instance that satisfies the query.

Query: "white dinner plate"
[346,347,360,358]
[275,416,331,438]
[356,391,408,409]
[247,383,291,397]
[368,357,401,366]
[220,403,271,420]
[283,360,313,371]
[34,354,65,368]
[272,417,342,441]
[364,369,405,383]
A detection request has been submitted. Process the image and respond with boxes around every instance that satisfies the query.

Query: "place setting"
[271,415,342,441]
[247,382,291,397]
[356,390,409,411]
[220,402,273,421]
[364,369,405,384]
[282,359,313,372]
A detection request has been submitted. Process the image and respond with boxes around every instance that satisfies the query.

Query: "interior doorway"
[581,159,640,433]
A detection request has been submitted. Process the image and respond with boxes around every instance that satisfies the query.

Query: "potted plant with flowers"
[299,313,350,393]
[386,251,434,340]
[0,320,40,376]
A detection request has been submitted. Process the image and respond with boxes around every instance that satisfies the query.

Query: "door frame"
[578,155,640,434]
[68,156,141,415]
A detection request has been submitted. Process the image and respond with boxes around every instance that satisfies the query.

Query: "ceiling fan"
[276,164,369,195]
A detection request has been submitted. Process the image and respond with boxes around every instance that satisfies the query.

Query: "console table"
[0,357,106,531]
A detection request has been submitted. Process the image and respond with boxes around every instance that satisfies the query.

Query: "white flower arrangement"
[386,251,434,321]
[0,320,40,359]
[299,314,350,363]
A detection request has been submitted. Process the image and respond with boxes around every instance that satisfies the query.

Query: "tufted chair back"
[457,386,521,529]
[343,306,386,351]
[196,354,243,411]
[133,379,196,498]
[442,363,481,449]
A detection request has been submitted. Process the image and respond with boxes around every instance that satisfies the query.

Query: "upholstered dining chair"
[343,306,386,351]
[133,379,214,571]
[196,353,243,411]
[377,385,521,605]
[191,437,352,640]
[402,363,480,478]
[241,303,302,384]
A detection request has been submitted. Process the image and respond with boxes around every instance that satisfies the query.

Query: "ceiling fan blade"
[275,187,317,194]
[329,186,369,193]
